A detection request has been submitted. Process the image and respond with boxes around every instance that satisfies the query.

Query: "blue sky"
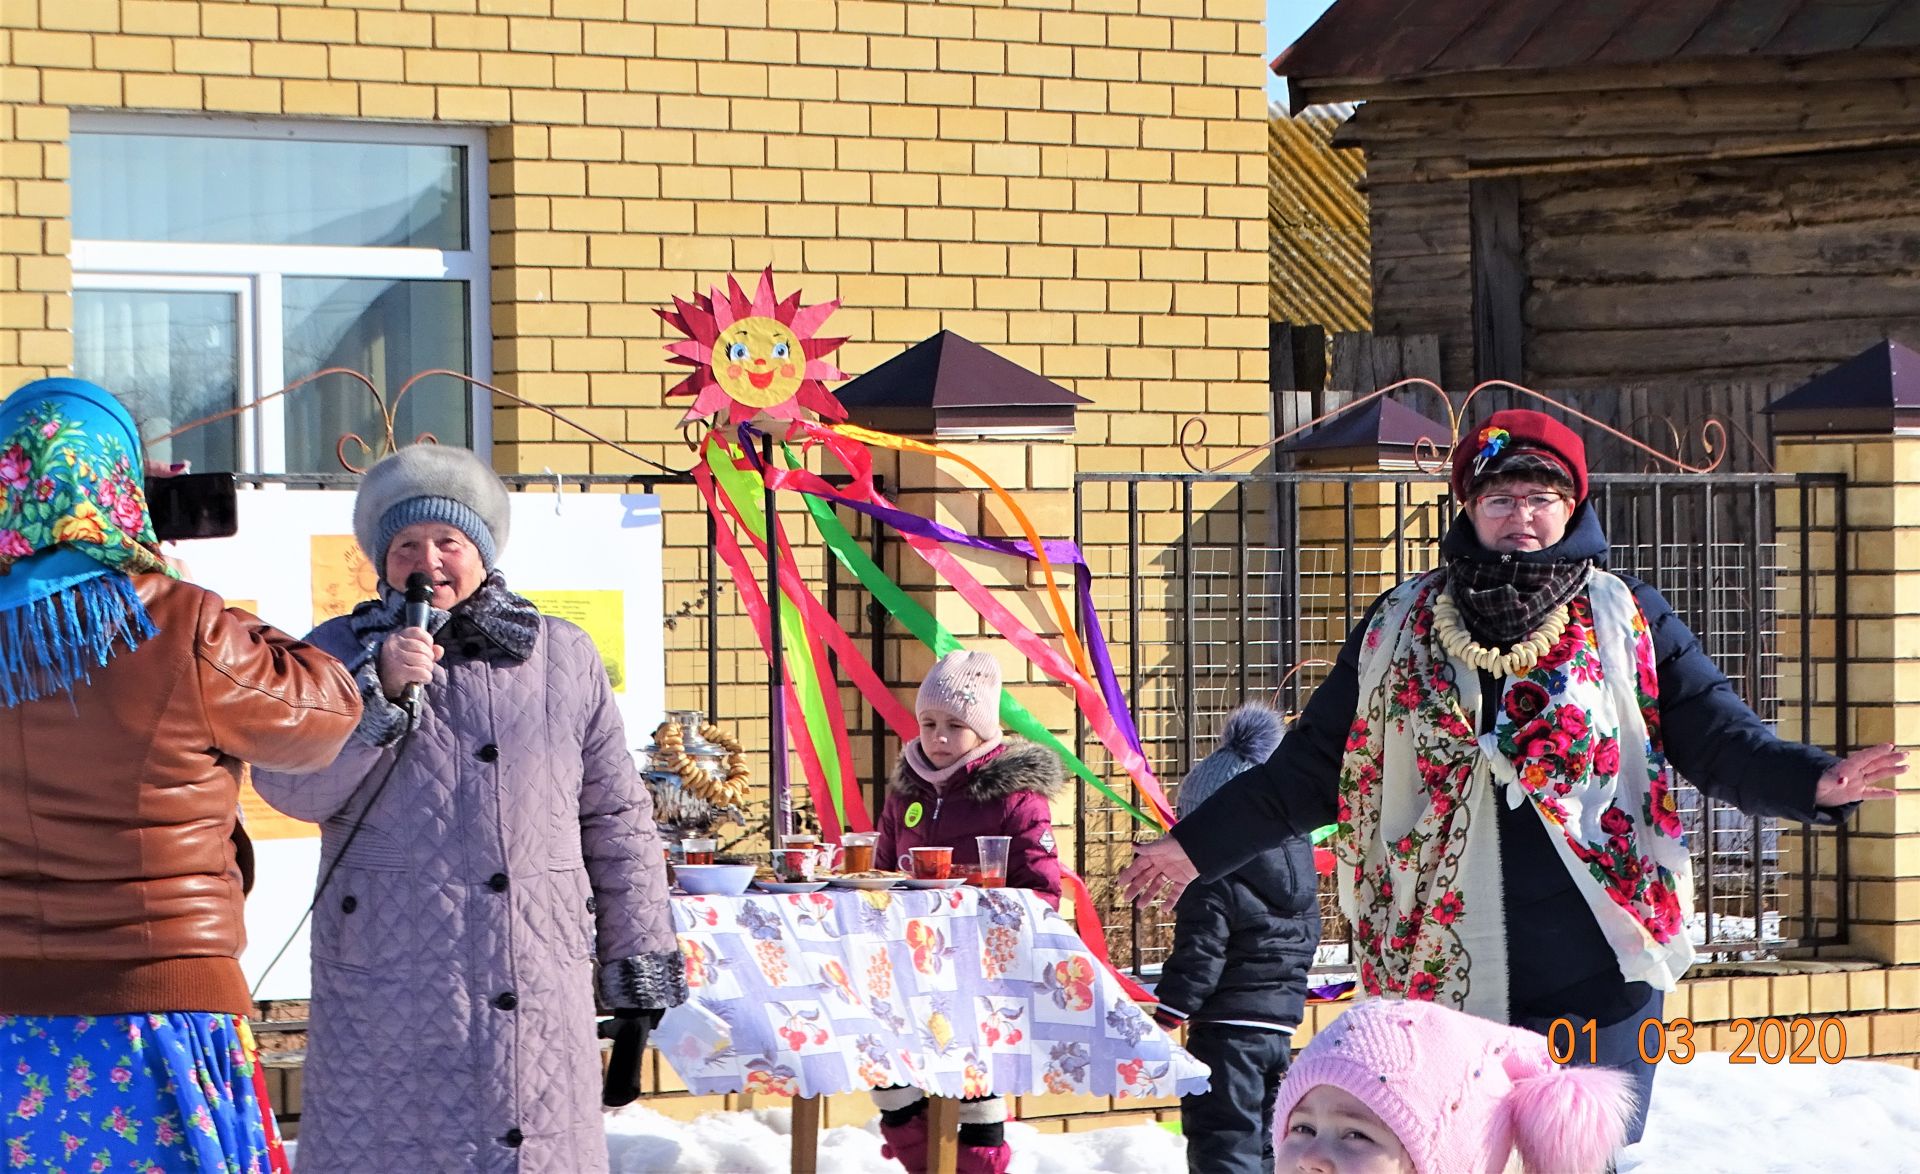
[1267,0,1339,104]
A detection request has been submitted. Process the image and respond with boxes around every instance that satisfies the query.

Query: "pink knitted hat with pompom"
[915,649,1002,742]
[1274,998,1636,1174]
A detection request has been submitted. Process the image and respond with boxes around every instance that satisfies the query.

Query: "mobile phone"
[146,471,239,541]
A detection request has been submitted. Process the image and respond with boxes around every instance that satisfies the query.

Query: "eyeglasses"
[1475,493,1567,518]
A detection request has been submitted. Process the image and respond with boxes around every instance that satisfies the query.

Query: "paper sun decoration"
[658,269,849,425]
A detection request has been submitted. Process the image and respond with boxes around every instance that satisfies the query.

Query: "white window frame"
[69,113,492,473]
[70,273,262,466]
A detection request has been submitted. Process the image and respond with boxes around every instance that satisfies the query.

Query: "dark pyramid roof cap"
[1283,395,1451,454]
[1766,338,1920,433]
[836,331,1091,410]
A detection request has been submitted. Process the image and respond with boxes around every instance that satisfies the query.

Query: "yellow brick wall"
[0,0,1274,478]
[1777,435,1920,967]
[0,0,1273,856]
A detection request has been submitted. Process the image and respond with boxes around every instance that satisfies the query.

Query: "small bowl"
[672,863,756,896]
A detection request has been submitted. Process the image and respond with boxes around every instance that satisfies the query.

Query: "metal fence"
[1072,469,1852,977]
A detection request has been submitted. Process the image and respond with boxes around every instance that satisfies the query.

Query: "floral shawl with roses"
[1336,567,1695,1021]
[0,378,171,706]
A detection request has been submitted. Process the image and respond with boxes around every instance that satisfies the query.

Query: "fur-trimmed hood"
[888,737,1066,803]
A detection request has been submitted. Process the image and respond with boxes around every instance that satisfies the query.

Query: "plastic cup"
[975,835,1011,888]
[681,837,716,866]
[900,846,953,880]
[840,832,878,874]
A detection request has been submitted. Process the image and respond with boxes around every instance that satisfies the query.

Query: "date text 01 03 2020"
[1547,1016,1850,1065]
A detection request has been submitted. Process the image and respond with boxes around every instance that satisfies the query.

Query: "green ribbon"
[705,443,851,828]
[779,442,1159,828]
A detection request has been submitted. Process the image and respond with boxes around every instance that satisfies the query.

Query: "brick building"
[0,0,1272,478]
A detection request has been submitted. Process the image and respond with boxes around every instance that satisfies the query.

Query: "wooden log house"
[1277,0,1920,446]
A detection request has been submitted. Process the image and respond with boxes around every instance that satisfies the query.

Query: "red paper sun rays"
[658,269,849,426]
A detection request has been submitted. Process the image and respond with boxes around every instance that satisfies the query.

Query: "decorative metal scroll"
[154,367,686,476]
[1181,377,1747,478]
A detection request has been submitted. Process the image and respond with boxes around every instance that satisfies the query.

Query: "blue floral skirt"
[1,1012,288,1174]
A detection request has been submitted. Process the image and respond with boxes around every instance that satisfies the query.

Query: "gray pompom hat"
[1176,704,1287,819]
[353,444,511,571]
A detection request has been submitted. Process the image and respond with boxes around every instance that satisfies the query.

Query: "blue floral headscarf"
[0,377,173,706]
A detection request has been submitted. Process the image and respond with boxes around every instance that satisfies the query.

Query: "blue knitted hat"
[1176,704,1287,819]
[352,444,509,571]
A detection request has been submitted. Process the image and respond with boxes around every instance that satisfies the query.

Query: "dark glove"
[600,1007,664,1107]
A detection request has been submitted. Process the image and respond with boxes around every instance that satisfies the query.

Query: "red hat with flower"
[1450,408,1589,504]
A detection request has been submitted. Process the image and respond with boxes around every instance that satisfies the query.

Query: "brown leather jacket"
[0,573,362,1016]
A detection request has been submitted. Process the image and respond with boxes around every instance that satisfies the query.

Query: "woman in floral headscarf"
[1120,408,1904,1144]
[0,378,362,1173]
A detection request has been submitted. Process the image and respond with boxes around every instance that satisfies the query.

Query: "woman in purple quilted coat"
[253,445,685,1173]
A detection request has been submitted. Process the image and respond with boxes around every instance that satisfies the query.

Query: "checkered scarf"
[1446,557,1592,646]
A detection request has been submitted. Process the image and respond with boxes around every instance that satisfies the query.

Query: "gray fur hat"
[1177,704,1287,819]
[353,444,511,570]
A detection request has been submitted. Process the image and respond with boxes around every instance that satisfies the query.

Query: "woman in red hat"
[1119,408,1904,1149]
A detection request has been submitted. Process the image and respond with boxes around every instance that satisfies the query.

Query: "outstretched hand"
[1814,742,1907,807]
[1116,835,1199,910]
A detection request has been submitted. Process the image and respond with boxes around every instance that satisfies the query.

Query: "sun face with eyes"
[714,317,805,408]
[659,268,849,426]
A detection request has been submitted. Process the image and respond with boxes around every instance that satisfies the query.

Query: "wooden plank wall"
[1335,54,1920,435]
[1524,150,1920,393]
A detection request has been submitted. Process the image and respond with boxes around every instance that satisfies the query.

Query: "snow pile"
[280,1051,1918,1173]
[1620,1051,1920,1174]
[602,1107,1185,1174]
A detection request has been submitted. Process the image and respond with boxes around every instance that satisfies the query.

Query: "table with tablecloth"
[652,885,1209,1104]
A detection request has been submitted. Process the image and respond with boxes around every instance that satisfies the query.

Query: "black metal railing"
[1072,469,1850,977]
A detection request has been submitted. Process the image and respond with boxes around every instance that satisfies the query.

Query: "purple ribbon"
[741,430,1147,760]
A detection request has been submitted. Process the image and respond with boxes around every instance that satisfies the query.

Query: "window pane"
[72,133,464,249]
[282,278,470,474]
[72,289,240,473]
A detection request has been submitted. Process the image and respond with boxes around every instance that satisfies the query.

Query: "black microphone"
[402,571,433,716]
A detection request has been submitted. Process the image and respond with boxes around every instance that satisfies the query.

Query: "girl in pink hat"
[871,648,1068,1174]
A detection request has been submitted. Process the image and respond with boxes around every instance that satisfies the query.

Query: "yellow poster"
[237,764,318,841]
[524,590,627,692]
[311,535,380,626]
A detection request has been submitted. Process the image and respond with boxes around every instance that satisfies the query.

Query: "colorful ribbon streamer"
[768,423,1174,828]
[696,441,872,836]
[774,441,1161,829]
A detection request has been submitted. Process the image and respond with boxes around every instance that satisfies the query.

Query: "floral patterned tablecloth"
[653,886,1210,1102]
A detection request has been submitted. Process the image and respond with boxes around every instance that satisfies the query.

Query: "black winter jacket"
[1172,503,1852,1022]
[1154,840,1319,1029]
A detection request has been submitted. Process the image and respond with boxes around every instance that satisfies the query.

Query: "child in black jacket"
[1153,705,1320,1174]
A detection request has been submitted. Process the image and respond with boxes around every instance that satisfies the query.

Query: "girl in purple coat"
[872,649,1065,1174]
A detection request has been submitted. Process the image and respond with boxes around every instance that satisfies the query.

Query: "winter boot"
[955,1141,1013,1174]
[874,1089,930,1173]
[955,1096,1012,1174]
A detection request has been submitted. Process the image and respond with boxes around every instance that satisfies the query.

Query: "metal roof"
[1274,0,1920,97]
[1270,104,1371,332]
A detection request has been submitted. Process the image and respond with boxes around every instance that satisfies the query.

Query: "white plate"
[898,877,967,890]
[753,880,830,894]
[827,874,907,891]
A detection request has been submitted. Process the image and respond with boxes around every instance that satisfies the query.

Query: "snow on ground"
[281,1052,1917,1172]
[1618,1051,1920,1174]
[601,1106,1186,1174]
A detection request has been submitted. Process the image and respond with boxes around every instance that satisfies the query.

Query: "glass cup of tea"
[974,835,1011,888]
[839,832,878,874]
[900,846,953,880]
[681,837,716,866]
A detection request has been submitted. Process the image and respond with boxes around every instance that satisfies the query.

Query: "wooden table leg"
[791,1095,822,1174]
[925,1095,960,1174]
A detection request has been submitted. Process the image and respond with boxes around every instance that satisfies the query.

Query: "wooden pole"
[790,1095,822,1174]
[925,1096,961,1174]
